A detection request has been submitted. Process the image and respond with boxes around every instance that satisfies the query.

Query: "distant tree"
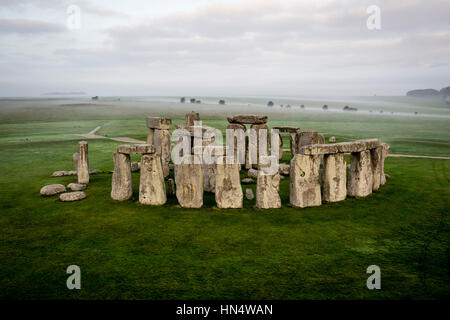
[219,100,225,105]
[322,104,328,110]
[190,98,196,103]
[300,105,305,108]
[180,97,186,103]
[267,101,274,107]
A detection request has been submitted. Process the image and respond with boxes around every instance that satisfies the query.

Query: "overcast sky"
[0,0,449,97]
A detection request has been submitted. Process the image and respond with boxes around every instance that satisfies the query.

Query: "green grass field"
[0,97,449,299]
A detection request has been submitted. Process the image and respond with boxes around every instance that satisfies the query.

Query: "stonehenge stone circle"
[111,152,133,201]
[256,168,281,209]
[175,156,203,208]
[347,150,373,197]
[323,153,347,202]
[139,154,166,206]
[215,158,243,209]
[77,141,89,184]
[290,154,322,208]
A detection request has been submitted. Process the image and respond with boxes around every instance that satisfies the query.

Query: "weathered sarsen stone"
[117,144,155,155]
[323,153,346,202]
[139,154,166,205]
[186,111,200,126]
[347,150,373,197]
[250,123,269,169]
[146,117,171,130]
[256,168,281,209]
[73,152,80,172]
[111,152,133,201]
[77,141,89,184]
[215,158,243,209]
[290,154,321,208]
[227,114,268,124]
[40,184,66,196]
[175,156,203,208]
[380,142,390,186]
[167,178,175,197]
[370,146,383,191]
[60,191,86,202]
[153,129,171,178]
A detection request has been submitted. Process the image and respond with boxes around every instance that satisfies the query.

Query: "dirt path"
[388,154,450,160]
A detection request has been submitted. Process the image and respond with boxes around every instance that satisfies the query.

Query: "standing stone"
[154,129,171,178]
[167,178,175,197]
[380,143,390,186]
[202,163,217,193]
[146,129,154,145]
[215,159,243,208]
[73,152,80,172]
[278,133,284,160]
[256,169,281,209]
[226,123,247,165]
[250,123,269,169]
[371,147,383,191]
[323,153,346,202]
[139,154,166,205]
[186,111,200,126]
[348,150,373,197]
[77,141,89,184]
[290,132,297,156]
[245,188,254,200]
[111,152,133,201]
[295,131,321,153]
[290,154,321,208]
[175,156,203,208]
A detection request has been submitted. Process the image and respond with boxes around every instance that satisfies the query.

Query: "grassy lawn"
[0,98,449,299]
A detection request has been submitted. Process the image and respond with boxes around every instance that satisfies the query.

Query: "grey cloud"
[0,18,65,34]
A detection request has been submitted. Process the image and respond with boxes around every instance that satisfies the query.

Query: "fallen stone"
[78,141,89,184]
[175,156,203,208]
[248,168,258,179]
[88,169,103,174]
[215,160,243,208]
[67,183,87,191]
[139,154,166,205]
[60,191,86,202]
[117,144,155,155]
[241,178,254,184]
[245,188,254,200]
[290,154,322,208]
[278,163,290,175]
[347,150,373,197]
[323,153,346,202]
[40,184,66,196]
[146,117,171,130]
[111,152,133,201]
[52,170,77,177]
[256,170,281,209]
[227,114,268,124]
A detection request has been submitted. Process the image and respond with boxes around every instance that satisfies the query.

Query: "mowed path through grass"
[0,100,449,299]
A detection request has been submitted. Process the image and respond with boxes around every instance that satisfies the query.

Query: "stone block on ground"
[40,184,66,196]
[60,191,86,202]
[67,183,87,191]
